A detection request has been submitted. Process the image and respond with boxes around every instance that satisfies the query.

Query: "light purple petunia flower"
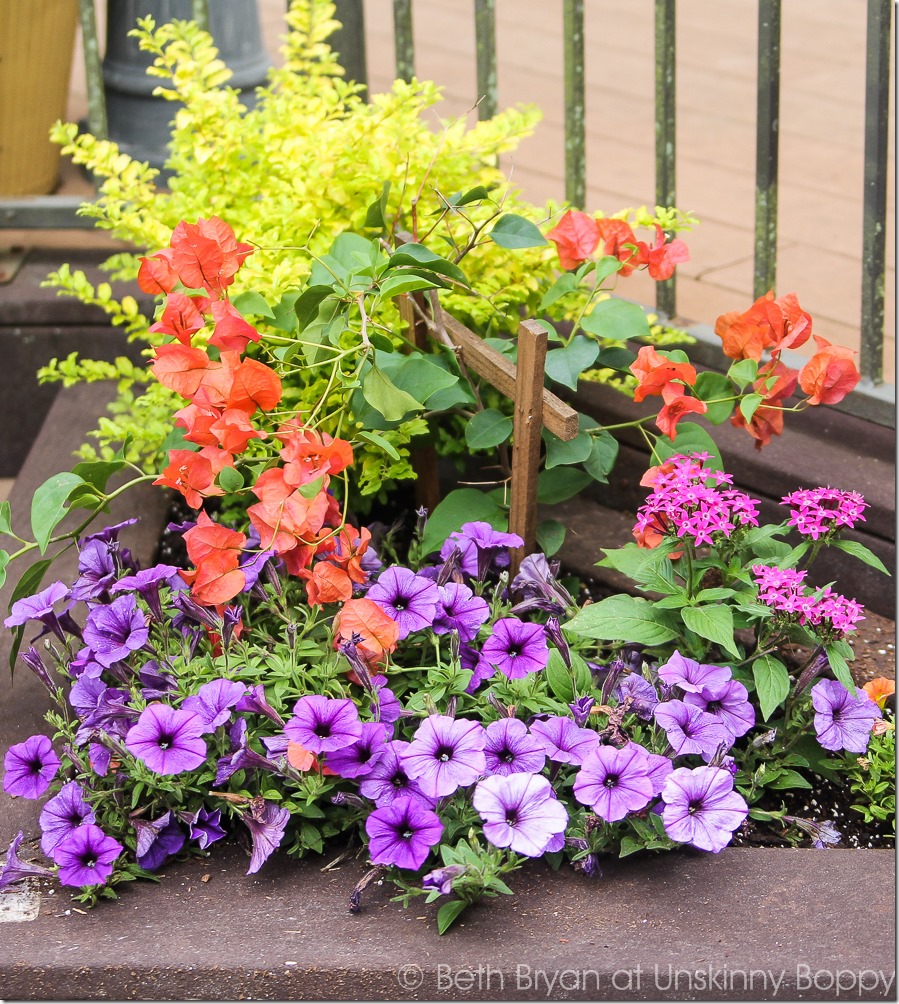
[657,651,732,695]
[4,581,75,644]
[529,716,598,766]
[242,799,290,875]
[0,831,54,888]
[479,618,549,680]
[811,679,881,753]
[39,781,96,857]
[568,695,595,728]
[661,765,748,852]
[365,795,444,870]
[432,582,490,641]
[215,718,280,785]
[132,811,185,871]
[235,684,285,726]
[181,678,246,734]
[53,824,123,886]
[614,674,660,720]
[83,594,149,668]
[326,722,390,778]
[684,679,756,741]
[71,539,119,601]
[482,718,546,776]
[573,744,654,821]
[358,740,435,807]
[472,773,568,857]
[422,863,466,895]
[112,564,181,621]
[509,553,575,616]
[440,521,523,579]
[634,744,675,796]
[368,566,439,640]
[653,699,731,758]
[125,704,208,775]
[401,715,487,798]
[369,675,402,725]
[3,734,61,799]
[283,695,362,754]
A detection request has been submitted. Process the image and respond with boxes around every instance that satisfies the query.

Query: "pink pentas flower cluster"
[633,453,761,549]
[752,564,865,637]
[781,486,868,540]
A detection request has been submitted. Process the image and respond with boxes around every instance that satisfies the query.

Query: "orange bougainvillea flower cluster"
[629,345,708,440]
[546,209,689,279]
[715,292,861,449]
[144,217,364,611]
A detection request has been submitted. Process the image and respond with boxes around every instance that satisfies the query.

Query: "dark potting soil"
[152,494,895,852]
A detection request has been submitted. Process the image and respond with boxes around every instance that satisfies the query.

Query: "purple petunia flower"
[365,795,444,870]
[573,744,654,822]
[479,618,549,680]
[368,566,439,639]
[112,564,181,621]
[182,807,226,849]
[440,521,523,579]
[657,651,732,695]
[181,678,246,734]
[39,781,96,857]
[4,581,77,644]
[811,679,881,753]
[432,582,490,641]
[83,595,149,668]
[242,799,290,875]
[482,718,546,776]
[125,704,208,775]
[283,695,362,754]
[653,699,731,758]
[509,553,575,616]
[53,824,123,886]
[235,684,285,726]
[422,863,466,895]
[326,722,389,779]
[661,765,748,852]
[369,674,402,725]
[3,734,61,799]
[132,811,186,871]
[473,773,568,857]
[358,740,435,807]
[529,716,598,766]
[684,679,756,741]
[614,674,660,720]
[71,538,119,601]
[0,831,54,888]
[401,715,487,798]
[568,695,595,728]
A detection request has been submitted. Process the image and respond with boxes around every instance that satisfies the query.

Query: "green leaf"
[361,363,424,422]
[465,408,513,450]
[765,769,813,791]
[536,519,566,557]
[594,346,637,371]
[230,290,275,319]
[387,355,459,406]
[0,501,10,537]
[543,429,593,469]
[727,358,759,389]
[564,594,678,646]
[580,298,651,341]
[752,655,790,720]
[824,643,858,696]
[536,468,592,504]
[739,393,764,424]
[71,458,126,494]
[0,550,9,591]
[539,272,578,310]
[267,290,300,333]
[597,543,678,593]
[582,430,619,483]
[437,899,469,935]
[544,336,600,390]
[363,180,391,229]
[447,185,490,207]
[31,473,85,553]
[292,285,335,330]
[830,539,890,576]
[160,424,198,456]
[653,423,723,471]
[217,466,244,493]
[545,649,575,703]
[420,489,507,557]
[387,243,468,285]
[681,604,740,658]
[355,430,402,462]
[488,214,547,249]
[692,372,735,425]
[378,273,442,299]
[585,255,624,286]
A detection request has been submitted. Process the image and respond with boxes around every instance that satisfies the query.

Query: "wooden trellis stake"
[396,293,579,576]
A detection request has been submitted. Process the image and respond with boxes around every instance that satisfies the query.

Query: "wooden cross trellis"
[396,290,579,578]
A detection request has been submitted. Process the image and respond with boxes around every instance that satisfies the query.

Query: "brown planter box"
[0,382,894,1001]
